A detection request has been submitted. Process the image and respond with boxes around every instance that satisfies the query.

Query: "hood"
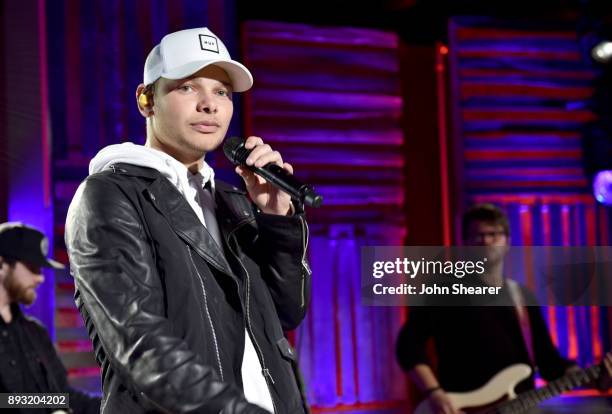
[88,142,215,192]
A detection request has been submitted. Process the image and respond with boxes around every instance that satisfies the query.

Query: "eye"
[178,84,194,92]
[217,87,232,98]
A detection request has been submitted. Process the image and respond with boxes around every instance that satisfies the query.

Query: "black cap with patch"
[0,222,65,269]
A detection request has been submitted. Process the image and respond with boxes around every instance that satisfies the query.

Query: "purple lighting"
[592,170,612,206]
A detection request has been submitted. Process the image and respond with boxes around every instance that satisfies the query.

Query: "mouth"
[190,121,220,133]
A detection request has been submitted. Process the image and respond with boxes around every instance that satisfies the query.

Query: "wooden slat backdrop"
[242,21,408,411]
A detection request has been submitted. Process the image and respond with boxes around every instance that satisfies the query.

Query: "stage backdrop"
[241,21,409,412]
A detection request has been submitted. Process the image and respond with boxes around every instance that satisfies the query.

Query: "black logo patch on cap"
[199,34,219,53]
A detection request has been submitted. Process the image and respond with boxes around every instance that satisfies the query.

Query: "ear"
[136,84,154,117]
[0,257,7,279]
[503,239,511,255]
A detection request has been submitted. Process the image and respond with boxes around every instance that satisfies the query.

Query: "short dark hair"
[462,203,510,241]
[0,256,17,267]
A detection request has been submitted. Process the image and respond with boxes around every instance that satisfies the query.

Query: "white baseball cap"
[143,27,253,92]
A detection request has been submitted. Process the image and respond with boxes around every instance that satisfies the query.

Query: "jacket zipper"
[298,215,310,308]
[227,220,278,414]
[187,246,224,381]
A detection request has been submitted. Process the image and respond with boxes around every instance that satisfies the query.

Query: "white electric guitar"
[414,363,602,414]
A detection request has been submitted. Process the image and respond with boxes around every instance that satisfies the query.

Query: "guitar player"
[396,204,612,414]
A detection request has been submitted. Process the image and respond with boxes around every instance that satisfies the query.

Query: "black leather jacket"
[65,163,311,413]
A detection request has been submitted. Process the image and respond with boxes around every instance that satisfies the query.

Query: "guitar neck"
[496,364,601,414]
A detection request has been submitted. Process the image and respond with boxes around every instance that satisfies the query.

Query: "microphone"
[223,137,323,208]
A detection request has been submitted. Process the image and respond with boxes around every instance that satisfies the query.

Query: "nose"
[28,266,44,285]
[481,235,496,246]
[197,91,217,114]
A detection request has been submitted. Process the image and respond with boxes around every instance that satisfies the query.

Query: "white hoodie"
[89,142,216,233]
[88,142,274,413]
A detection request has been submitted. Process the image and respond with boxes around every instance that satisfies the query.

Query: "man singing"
[65,27,311,413]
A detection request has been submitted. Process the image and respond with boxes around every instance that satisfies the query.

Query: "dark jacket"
[396,286,574,394]
[0,303,101,414]
[65,163,311,414]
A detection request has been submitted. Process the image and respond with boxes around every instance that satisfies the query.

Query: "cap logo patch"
[40,237,49,256]
[199,34,219,53]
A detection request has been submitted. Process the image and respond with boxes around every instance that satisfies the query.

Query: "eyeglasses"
[466,230,507,243]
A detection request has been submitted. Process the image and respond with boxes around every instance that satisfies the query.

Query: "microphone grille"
[223,136,245,165]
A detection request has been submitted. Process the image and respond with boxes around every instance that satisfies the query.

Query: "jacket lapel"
[215,181,254,223]
[146,176,236,279]
[214,181,258,245]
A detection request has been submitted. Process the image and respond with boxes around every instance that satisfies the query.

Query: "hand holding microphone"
[224,136,323,211]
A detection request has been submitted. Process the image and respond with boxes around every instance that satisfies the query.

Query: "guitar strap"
[507,279,535,365]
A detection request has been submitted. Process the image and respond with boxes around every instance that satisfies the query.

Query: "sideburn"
[3,269,35,305]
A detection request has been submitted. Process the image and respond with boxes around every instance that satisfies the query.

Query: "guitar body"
[414,364,532,414]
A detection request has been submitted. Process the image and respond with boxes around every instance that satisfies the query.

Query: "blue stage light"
[593,170,612,206]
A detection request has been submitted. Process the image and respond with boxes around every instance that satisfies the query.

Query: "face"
[465,221,508,247]
[1,261,44,305]
[138,65,234,165]
[464,221,509,265]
